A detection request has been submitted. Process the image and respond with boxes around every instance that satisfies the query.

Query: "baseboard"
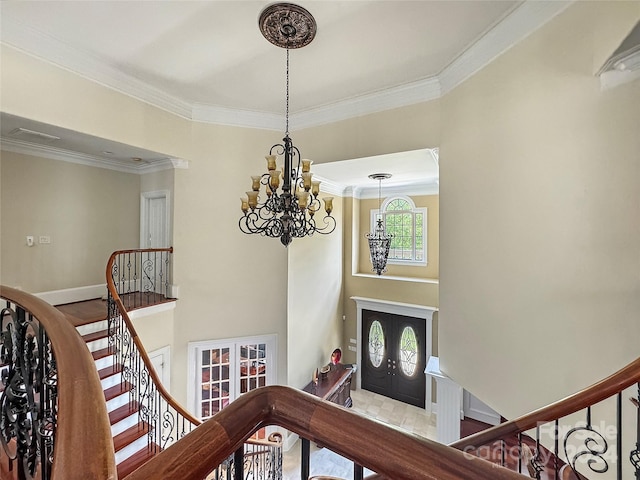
[35,284,107,306]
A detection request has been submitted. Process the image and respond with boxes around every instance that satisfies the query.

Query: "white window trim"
[370,196,427,267]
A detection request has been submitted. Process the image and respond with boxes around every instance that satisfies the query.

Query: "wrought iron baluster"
[616,391,621,480]
[518,433,522,474]
[631,382,640,479]
[554,419,559,480]
[354,463,364,480]
[0,304,57,480]
[564,405,609,477]
[233,446,244,480]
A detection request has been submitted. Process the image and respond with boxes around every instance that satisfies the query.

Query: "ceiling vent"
[8,127,61,143]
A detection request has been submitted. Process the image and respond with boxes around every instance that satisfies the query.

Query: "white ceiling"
[0,1,571,187]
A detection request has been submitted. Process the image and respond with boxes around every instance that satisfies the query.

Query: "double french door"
[189,335,276,425]
[361,309,426,408]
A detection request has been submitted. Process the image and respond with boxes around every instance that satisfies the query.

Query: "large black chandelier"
[239,3,336,247]
[366,173,393,275]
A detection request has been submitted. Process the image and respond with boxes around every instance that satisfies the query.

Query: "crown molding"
[1,17,193,119]
[1,137,178,174]
[192,104,283,131]
[2,1,575,129]
[311,176,347,196]
[439,0,574,94]
[290,77,441,130]
[354,182,439,200]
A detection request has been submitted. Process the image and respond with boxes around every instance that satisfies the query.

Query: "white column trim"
[426,356,463,444]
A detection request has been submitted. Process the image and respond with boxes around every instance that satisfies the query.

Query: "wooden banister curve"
[451,356,640,451]
[105,248,200,427]
[0,286,117,480]
[127,385,526,480]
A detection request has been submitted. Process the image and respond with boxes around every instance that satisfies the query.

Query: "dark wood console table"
[302,364,354,408]
[300,364,360,480]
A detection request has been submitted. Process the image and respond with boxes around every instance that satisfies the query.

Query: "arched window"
[370,196,427,265]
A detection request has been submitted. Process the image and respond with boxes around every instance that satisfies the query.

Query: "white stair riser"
[94,354,115,371]
[101,373,121,390]
[76,320,109,337]
[86,337,109,353]
[106,391,131,413]
[111,413,139,437]
[115,435,150,464]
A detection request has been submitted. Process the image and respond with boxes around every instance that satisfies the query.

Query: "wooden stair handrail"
[0,286,117,480]
[127,385,526,480]
[106,248,200,426]
[451,356,640,450]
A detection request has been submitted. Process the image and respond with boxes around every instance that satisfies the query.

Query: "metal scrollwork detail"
[564,424,609,476]
[631,384,640,477]
[0,306,56,480]
[631,445,640,471]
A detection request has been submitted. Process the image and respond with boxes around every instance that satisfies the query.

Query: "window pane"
[399,326,418,377]
[368,320,385,368]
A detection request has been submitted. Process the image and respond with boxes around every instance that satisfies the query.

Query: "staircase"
[60,302,159,478]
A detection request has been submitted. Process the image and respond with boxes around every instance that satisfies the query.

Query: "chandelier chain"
[285,47,290,136]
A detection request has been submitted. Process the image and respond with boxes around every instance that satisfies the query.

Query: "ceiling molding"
[192,104,283,131]
[311,176,347,197]
[1,137,177,175]
[1,1,575,130]
[439,0,574,94]
[290,77,442,130]
[354,182,439,200]
[1,16,194,119]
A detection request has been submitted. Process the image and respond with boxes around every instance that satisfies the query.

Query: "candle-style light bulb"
[246,191,259,209]
[311,180,320,196]
[323,197,334,215]
[266,155,277,171]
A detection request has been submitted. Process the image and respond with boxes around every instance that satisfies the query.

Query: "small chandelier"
[366,173,392,275]
[239,3,336,247]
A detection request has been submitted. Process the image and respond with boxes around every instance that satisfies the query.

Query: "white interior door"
[148,345,171,392]
[141,190,170,248]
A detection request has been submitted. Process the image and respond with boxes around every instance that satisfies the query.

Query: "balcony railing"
[108,248,174,311]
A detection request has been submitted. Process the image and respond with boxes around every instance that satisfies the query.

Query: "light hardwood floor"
[282,388,436,479]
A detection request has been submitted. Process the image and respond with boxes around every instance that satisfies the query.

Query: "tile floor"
[282,387,437,479]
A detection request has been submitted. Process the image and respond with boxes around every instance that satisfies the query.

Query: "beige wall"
[439,1,640,418]
[169,121,291,406]
[287,195,344,389]
[0,150,139,292]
